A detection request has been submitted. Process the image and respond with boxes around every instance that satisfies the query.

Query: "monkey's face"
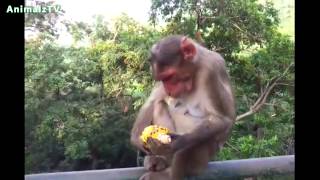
[150,35,197,98]
[152,62,195,98]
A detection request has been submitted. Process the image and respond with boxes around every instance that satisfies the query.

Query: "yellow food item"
[140,125,171,147]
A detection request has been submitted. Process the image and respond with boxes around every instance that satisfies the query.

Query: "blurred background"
[25,0,294,178]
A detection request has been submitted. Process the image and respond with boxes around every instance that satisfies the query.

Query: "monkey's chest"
[165,97,207,134]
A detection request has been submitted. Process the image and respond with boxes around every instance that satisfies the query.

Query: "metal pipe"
[25,155,294,180]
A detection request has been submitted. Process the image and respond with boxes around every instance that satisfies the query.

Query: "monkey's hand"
[147,133,181,155]
[147,138,173,155]
[168,133,181,140]
[170,134,189,152]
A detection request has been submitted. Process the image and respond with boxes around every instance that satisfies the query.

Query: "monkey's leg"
[143,155,169,172]
[170,143,213,180]
[139,168,170,180]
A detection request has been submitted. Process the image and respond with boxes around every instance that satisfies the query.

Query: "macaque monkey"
[130,35,236,180]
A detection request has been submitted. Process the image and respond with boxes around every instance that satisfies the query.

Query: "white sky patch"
[26,0,152,46]
[53,0,151,24]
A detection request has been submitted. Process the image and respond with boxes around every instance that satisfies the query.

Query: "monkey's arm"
[130,84,171,154]
[130,101,154,154]
[172,58,235,152]
[171,116,233,152]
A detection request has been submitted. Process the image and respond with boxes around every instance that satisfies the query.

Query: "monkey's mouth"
[162,81,180,98]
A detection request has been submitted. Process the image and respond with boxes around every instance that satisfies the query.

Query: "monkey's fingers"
[167,133,181,140]
[150,138,173,155]
[147,138,168,155]
[148,138,162,148]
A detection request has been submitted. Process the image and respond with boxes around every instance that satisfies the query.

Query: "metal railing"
[25,155,294,180]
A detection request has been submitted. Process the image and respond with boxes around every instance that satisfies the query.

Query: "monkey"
[130,35,236,180]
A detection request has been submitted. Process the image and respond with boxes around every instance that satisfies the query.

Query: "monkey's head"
[149,35,199,98]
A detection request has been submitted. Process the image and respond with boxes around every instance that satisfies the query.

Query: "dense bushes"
[25,0,294,174]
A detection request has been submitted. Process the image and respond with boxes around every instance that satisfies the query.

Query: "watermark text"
[6,4,62,14]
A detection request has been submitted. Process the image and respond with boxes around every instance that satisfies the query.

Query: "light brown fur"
[131,36,236,180]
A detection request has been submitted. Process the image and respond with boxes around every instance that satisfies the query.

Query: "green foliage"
[25,13,158,173]
[151,0,280,57]
[25,0,294,175]
[150,0,294,166]
[25,0,65,39]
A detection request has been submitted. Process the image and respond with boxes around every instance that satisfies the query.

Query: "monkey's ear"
[180,37,196,61]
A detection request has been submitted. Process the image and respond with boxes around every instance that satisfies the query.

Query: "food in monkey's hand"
[140,125,172,149]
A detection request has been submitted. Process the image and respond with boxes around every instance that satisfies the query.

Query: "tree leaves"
[25,0,294,174]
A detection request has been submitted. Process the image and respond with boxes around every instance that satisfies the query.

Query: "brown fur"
[131,35,236,180]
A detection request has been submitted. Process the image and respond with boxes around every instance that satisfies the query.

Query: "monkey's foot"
[144,155,168,172]
[139,168,170,180]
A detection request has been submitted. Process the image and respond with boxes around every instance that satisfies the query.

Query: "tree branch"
[236,63,294,121]
[275,83,294,87]
[112,31,118,42]
[225,142,241,153]
[212,46,226,52]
